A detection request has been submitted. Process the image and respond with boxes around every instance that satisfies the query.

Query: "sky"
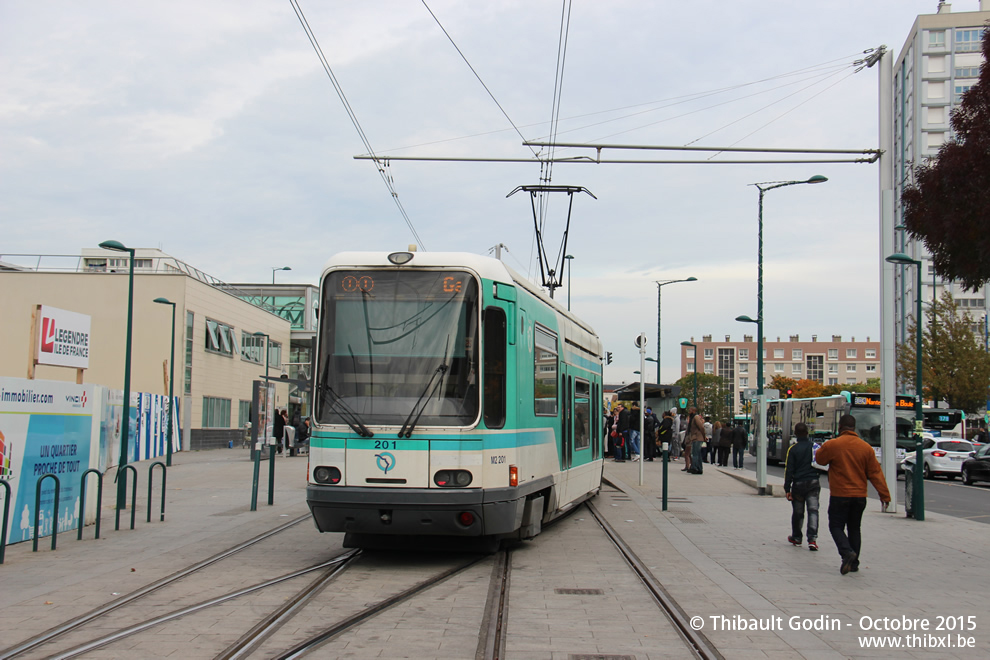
[1,0,974,384]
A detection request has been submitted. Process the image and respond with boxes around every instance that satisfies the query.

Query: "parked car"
[900,439,975,479]
[961,443,990,486]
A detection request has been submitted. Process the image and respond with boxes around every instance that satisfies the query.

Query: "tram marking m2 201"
[490,455,506,465]
[375,452,396,474]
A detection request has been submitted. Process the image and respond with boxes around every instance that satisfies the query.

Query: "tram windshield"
[316,269,480,428]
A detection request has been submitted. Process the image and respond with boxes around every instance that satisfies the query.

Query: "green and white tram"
[306,251,604,547]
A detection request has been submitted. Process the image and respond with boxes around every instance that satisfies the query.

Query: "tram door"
[562,374,573,470]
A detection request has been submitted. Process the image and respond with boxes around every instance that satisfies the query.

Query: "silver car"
[902,439,975,479]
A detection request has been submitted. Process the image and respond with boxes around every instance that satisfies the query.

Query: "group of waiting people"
[605,405,750,473]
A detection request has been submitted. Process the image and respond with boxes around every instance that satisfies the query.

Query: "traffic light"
[606,352,613,364]
[786,388,793,399]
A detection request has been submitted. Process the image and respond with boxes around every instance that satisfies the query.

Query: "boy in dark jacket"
[784,422,820,551]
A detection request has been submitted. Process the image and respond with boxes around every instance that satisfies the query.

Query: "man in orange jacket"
[813,414,891,575]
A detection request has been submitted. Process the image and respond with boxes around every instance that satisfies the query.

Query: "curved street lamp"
[680,341,698,408]
[153,297,177,466]
[656,277,698,383]
[886,252,925,520]
[99,239,135,526]
[744,175,827,496]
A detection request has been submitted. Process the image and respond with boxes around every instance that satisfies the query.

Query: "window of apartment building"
[685,348,695,358]
[202,396,231,428]
[687,362,695,371]
[806,355,823,383]
[739,363,749,373]
[956,29,983,52]
[828,348,838,360]
[928,30,945,47]
[703,348,714,360]
[739,348,749,360]
[846,378,858,385]
[238,400,251,428]
[205,319,236,356]
[739,377,748,387]
[774,363,784,373]
[268,341,282,368]
[828,364,838,374]
[184,311,194,395]
[773,349,784,359]
[846,364,857,373]
[928,54,946,73]
[704,363,714,374]
[927,132,946,149]
[927,80,945,99]
[241,332,265,363]
[792,349,802,360]
[792,364,802,375]
[866,365,877,373]
[828,378,838,386]
[865,349,876,359]
[846,348,857,359]
[954,84,973,103]
[927,106,945,125]
[956,66,980,78]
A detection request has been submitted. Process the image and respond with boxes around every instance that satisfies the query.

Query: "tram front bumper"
[306,485,526,536]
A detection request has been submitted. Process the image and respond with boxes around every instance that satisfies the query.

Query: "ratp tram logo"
[375,452,395,474]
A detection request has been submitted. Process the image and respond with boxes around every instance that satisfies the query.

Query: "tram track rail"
[0,513,311,660]
[587,499,724,660]
[476,548,511,660]
[273,552,490,659]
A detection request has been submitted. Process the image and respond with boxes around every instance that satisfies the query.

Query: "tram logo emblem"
[375,452,395,474]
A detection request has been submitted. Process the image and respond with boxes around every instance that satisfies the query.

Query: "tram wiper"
[321,384,374,438]
[397,336,451,439]
[397,362,448,438]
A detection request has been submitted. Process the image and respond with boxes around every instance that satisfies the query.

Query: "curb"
[716,467,787,497]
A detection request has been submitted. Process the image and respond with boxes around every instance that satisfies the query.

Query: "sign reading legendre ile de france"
[36,305,91,369]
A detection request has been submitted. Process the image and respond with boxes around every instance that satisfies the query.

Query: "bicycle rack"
[147,462,167,523]
[115,464,138,531]
[78,469,103,540]
[0,479,10,564]
[33,474,60,552]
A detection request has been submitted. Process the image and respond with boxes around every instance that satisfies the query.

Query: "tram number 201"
[374,440,397,450]
[490,455,506,465]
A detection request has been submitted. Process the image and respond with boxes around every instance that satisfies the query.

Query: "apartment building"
[892,1,990,343]
[679,334,881,413]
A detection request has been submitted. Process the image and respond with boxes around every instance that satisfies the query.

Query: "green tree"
[674,373,732,421]
[901,23,990,291]
[896,291,990,412]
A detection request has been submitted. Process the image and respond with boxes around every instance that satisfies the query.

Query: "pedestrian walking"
[784,422,821,551]
[626,404,642,462]
[731,420,747,469]
[813,414,891,575]
[703,417,714,463]
[685,408,706,474]
[717,419,732,466]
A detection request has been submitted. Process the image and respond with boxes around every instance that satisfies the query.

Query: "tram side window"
[574,379,590,449]
[534,325,558,416]
[484,307,506,429]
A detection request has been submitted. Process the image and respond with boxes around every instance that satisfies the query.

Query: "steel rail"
[0,514,310,660]
[477,549,511,660]
[586,500,724,660]
[275,554,490,659]
[47,551,360,660]
[215,550,361,660]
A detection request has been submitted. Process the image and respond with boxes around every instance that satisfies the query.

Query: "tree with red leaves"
[901,23,990,291]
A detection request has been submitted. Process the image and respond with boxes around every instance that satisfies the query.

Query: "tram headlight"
[313,466,341,484]
[434,470,472,488]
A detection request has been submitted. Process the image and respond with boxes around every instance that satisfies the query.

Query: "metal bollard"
[33,474,60,552]
[0,479,10,563]
[147,462,167,523]
[115,464,139,531]
[78,469,104,540]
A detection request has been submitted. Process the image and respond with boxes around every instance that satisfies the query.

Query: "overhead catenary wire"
[289,0,426,250]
